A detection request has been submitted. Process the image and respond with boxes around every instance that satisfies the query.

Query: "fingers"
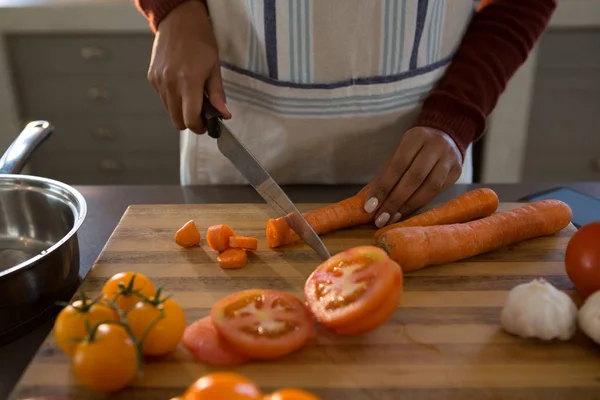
[397,161,454,217]
[373,148,440,228]
[205,64,232,119]
[364,136,423,214]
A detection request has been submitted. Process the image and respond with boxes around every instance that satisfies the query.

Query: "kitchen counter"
[1,182,600,399]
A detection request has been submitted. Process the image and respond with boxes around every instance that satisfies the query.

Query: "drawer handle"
[80,46,107,60]
[99,159,123,173]
[87,86,110,101]
[92,127,116,140]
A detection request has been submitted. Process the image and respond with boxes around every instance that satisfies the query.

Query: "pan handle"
[0,120,54,174]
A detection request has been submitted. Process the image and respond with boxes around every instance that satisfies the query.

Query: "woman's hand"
[364,127,463,228]
[147,0,231,134]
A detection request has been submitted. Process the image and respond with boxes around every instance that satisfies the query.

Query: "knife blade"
[200,95,331,260]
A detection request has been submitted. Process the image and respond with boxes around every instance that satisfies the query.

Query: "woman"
[135,0,556,228]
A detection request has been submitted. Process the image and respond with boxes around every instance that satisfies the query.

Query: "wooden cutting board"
[10,202,600,400]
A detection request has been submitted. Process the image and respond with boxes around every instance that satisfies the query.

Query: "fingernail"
[364,197,379,213]
[390,212,402,224]
[375,212,390,228]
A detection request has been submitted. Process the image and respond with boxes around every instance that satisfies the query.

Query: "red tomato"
[211,289,314,359]
[182,372,262,400]
[565,221,600,298]
[304,245,402,333]
[182,316,251,366]
[263,388,322,400]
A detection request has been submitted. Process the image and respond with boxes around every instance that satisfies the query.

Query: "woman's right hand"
[147,0,231,134]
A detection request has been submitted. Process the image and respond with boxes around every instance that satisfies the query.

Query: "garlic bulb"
[500,278,578,341]
[578,290,600,345]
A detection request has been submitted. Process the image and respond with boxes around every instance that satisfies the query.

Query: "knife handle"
[201,93,222,139]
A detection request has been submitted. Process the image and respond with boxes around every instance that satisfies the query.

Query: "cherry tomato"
[53,298,119,356]
[304,245,402,333]
[565,221,600,298]
[182,372,262,400]
[126,296,187,356]
[72,322,139,392]
[263,388,322,400]
[211,289,313,359]
[182,316,251,366]
[101,272,156,311]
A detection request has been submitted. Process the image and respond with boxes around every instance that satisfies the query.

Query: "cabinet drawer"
[537,30,600,70]
[15,75,165,116]
[28,150,180,185]
[522,150,600,182]
[27,116,179,153]
[6,34,154,76]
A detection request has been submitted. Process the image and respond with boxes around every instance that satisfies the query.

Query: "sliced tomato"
[211,289,313,359]
[331,259,403,335]
[304,245,399,330]
[181,316,251,366]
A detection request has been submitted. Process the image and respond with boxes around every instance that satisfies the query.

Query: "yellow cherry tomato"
[101,272,156,311]
[263,388,323,400]
[182,372,262,400]
[72,322,139,393]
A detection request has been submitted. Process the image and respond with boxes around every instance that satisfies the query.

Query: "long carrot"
[266,190,373,248]
[174,220,201,248]
[207,224,235,252]
[377,199,572,272]
[374,188,499,241]
[217,248,248,269]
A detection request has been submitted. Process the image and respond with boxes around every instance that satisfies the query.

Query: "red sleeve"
[414,0,557,158]
[135,0,203,32]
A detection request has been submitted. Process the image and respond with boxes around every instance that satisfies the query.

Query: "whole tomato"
[181,372,262,400]
[126,295,187,356]
[53,297,119,356]
[263,388,323,400]
[565,221,600,298]
[72,322,139,393]
[101,272,156,311]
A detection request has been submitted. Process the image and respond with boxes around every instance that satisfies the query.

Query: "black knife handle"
[200,93,222,139]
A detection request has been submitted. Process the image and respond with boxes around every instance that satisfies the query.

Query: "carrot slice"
[374,188,499,240]
[181,316,251,366]
[378,199,572,272]
[174,220,201,248]
[217,248,248,269]
[266,191,373,248]
[206,224,235,252]
[228,236,258,251]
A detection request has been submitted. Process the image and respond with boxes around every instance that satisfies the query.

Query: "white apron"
[180,0,475,186]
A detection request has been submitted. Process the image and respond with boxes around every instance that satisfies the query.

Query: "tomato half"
[263,388,322,400]
[181,316,251,366]
[101,272,156,311]
[182,372,262,400]
[72,323,139,393]
[211,289,313,359]
[304,245,401,331]
[53,298,119,356]
[565,221,600,298]
[127,297,187,356]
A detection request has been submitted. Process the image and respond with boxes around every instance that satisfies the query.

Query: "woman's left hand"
[364,126,463,228]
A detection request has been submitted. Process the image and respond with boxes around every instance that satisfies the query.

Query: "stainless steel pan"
[0,121,87,346]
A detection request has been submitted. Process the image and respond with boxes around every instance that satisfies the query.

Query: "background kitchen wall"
[0,0,598,185]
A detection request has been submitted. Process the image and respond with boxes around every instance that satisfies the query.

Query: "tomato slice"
[182,316,251,366]
[331,259,403,335]
[304,245,398,329]
[211,289,313,359]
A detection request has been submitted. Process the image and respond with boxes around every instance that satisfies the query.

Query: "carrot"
[374,188,499,241]
[206,224,235,252]
[174,220,201,248]
[377,199,572,272]
[266,190,373,248]
[217,248,248,269]
[228,236,258,251]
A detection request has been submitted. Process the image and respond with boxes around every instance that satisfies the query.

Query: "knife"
[199,94,331,260]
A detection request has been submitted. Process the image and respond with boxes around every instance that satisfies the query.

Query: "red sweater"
[134,0,557,158]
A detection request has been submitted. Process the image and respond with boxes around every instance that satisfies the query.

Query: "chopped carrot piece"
[174,220,201,248]
[228,236,258,251]
[206,224,235,252]
[217,248,248,269]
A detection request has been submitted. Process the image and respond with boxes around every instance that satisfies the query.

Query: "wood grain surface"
[10,202,600,400]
